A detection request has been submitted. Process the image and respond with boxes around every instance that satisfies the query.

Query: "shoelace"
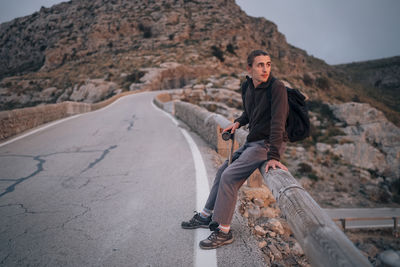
[189,211,201,223]
[208,231,219,241]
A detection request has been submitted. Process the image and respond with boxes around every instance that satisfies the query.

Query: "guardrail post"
[340,219,346,231]
[394,217,399,237]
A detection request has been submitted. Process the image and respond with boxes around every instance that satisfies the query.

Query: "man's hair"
[247,50,269,67]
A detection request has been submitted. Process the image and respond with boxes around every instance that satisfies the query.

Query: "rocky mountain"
[334,56,400,124]
[1,0,399,263]
[0,0,398,195]
[0,0,347,110]
[1,0,399,120]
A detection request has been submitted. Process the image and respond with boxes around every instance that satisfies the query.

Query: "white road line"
[151,100,217,267]
[0,94,130,147]
[0,95,130,148]
[0,114,82,148]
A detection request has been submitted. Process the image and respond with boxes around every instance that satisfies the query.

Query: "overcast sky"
[1,0,399,65]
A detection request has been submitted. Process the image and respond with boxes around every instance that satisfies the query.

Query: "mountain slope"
[334,56,400,123]
[0,0,398,126]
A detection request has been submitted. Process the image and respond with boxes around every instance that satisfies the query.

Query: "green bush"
[298,163,313,173]
[352,94,361,102]
[307,173,319,181]
[316,76,330,90]
[308,100,338,123]
[303,73,313,86]
[211,46,224,62]
[138,23,152,38]
[226,44,236,55]
[125,70,145,83]
[326,126,345,137]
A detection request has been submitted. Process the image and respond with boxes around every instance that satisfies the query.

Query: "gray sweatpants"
[204,140,285,225]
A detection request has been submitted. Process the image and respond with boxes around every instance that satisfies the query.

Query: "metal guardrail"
[261,168,372,267]
[324,208,400,234]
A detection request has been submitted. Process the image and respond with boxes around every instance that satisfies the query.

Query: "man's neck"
[252,80,261,88]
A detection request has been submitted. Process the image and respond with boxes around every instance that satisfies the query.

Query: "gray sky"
[1,0,399,65]
[236,0,400,64]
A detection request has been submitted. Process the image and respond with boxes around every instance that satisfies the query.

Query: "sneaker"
[181,212,212,229]
[199,229,234,249]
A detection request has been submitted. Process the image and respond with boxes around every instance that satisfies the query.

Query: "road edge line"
[151,99,217,267]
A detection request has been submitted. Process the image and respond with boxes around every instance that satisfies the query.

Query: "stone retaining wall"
[0,90,144,141]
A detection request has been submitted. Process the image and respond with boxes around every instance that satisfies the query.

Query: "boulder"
[69,79,117,103]
[240,185,276,207]
[330,102,400,178]
[266,218,285,235]
[291,242,304,256]
[254,225,267,237]
[332,141,387,171]
[376,250,400,267]
[330,102,385,125]
[222,77,240,91]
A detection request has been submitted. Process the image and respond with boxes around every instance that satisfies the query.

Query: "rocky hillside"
[1,0,399,264]
[334,56,400,125]
[0,0,361,111]
[0,0,398,199]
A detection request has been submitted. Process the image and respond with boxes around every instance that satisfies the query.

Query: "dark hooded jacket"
[234,75,289,161]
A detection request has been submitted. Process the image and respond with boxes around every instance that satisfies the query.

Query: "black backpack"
[241,78,310,142]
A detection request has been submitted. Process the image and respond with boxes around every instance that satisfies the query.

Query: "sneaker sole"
[199,237,234,250]
[181,224,210,229]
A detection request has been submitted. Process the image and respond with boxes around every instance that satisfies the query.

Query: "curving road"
[0,92,264,267]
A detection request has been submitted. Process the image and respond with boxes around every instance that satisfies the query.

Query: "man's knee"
[220,169,241,190]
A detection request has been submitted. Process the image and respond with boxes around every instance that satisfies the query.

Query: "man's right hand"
[223,122,240,134]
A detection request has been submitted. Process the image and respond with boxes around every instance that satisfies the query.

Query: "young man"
[181,50,289,249]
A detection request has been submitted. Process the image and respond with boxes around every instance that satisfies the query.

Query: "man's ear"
[246,65,252,73]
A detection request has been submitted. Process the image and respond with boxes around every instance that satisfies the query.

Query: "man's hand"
[265,159,288,172]
[223,122,240,134]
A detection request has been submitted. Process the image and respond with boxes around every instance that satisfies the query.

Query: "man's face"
[247,55,271,87]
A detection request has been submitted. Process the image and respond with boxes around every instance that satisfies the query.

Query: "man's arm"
[265,80,289,172]
[224,109,248,134]
[233,110,249,129]
[233,80,250,129]
[223,121,240,134]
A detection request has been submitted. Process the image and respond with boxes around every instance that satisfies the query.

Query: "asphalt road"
[0,92,265,267]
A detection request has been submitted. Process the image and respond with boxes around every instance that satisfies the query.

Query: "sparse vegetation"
[125,70,145,83]
[211,46,224,62]
[226,43,236,55]
[298,162,312,173]
[308,100,338,124]
[316,76,330,90]
[120,69,145,90]
[303,73,313,86]
[138,23,152,38]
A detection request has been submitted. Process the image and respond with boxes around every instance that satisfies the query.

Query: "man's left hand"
[265,159,288,172]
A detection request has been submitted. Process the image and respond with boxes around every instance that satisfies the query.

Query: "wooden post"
[394,217,399,237]
[340,219,346,231]
[260,166,372,267]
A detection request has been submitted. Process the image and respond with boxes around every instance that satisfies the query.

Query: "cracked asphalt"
[0,92,265,267]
